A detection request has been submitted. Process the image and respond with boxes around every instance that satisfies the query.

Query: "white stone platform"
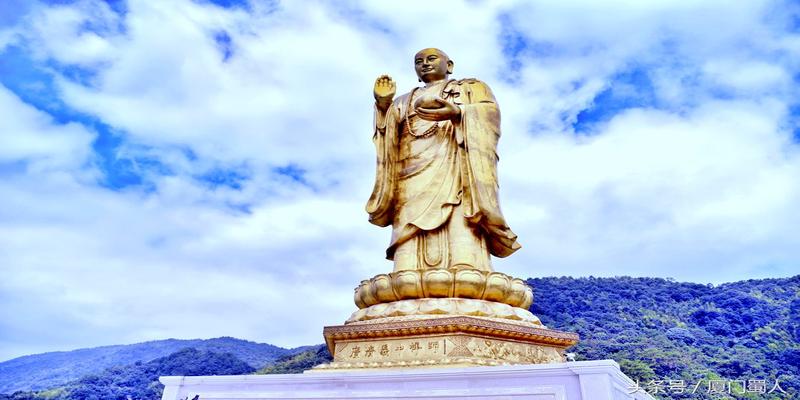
[160,359,655,400]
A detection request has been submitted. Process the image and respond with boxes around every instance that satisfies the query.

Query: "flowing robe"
[366,78,520,271]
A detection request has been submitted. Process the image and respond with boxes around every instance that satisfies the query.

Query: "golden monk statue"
[367,48,521,272]
[318,49,577,371]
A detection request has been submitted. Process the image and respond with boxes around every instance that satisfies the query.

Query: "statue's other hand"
[415,97,460,122]
[374,75,396,111]
[414,94,446,109]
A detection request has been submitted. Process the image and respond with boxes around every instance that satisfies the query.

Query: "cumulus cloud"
[498,100,800,279]
[0,85,95,169]
[1,0,799,361]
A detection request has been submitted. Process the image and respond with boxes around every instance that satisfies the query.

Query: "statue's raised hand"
[374,74,395,111]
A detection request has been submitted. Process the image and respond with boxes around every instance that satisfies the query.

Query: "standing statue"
[367,48,521,272]
[317,49,577,371]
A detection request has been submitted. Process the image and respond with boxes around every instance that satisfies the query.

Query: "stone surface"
[160,359,655,399]
[318,315,578,370]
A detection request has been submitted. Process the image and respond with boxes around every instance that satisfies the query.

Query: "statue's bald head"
[415,48,450,61]
[414,48,454,83]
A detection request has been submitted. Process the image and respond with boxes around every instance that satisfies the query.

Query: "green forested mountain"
[0,337,292,394]
[528,276,799,399]
[0,348,254,400]
[2,275,797,400]
[257,344,332,374]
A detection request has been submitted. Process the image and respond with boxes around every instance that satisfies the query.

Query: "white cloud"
[702,60,791,95]
[22,0,120,66]
[497,100,800,280]
[0,159,375,359]
[0,85,95,170]
[0,28,17,52]
[1,0,800,361]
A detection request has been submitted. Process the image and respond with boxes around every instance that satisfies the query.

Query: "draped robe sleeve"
[455,80,521,257]
[365,97,403,227]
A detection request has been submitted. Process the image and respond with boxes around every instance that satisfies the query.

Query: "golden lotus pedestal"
[313,268,579,371]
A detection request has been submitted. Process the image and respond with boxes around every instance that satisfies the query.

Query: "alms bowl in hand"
[414,94,446,110]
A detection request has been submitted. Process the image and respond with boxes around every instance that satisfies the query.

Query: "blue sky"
[1,0,799,361]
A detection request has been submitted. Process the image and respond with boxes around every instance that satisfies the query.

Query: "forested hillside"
[528,276,799,399]
[0,348,254,400]
[2,275,797,400]
[0,337,292,394]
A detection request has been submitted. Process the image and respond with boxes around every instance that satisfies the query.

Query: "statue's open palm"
[374,75,396,110]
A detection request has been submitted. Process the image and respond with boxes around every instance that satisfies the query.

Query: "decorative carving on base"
[313,355,555,371]
[315,316,579,371]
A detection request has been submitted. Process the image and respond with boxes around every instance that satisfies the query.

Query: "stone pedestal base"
[316,315,579,370]
[160,360,656,399]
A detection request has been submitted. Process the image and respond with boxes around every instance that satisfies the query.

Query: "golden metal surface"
[322,336,563,368]
[347,298,542,325]
[315,316,577,371]
[324,316,579,347]
[354,269,533,309]
[314,49,579,370]
[368,48,521,272]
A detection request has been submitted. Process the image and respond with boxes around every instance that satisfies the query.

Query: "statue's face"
[414,48,452,83]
